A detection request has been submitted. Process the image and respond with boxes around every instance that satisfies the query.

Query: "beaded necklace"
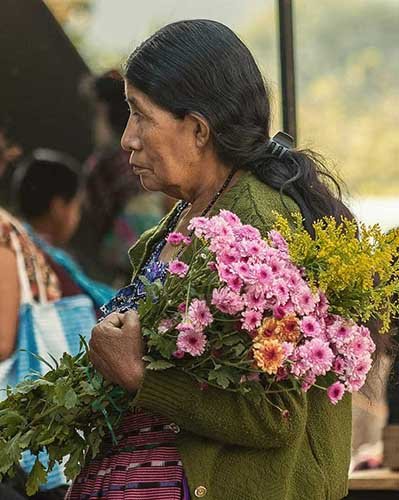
[173,168,235,259]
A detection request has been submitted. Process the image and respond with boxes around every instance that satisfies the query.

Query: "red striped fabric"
[66,410,187,499]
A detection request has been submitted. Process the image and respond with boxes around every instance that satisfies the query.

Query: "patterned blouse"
[0,208,61,301]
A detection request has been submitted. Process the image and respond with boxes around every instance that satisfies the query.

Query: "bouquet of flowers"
[1,210,398,493]
[139,210,397,401]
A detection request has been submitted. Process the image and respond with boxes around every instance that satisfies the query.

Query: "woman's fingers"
[104,311,125,328]
[88,310,145,391]
[121,310,141,337]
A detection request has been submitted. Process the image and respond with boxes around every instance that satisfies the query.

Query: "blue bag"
[0,228,114,490]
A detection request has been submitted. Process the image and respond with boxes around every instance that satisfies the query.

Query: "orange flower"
[257,317,279,338]
[278,315,301,343]
[252,338,285,374]
[256,315,300,344]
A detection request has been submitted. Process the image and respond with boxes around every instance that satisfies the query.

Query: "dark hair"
[94,71,129,137]
[13,149,81,218]
[125,19,353,235]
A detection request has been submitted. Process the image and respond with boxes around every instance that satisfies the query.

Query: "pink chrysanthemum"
[238,224,261,240]
[255,264,273,286]
[226,274,243,293]
[348,336,371,357]
[157,318,175,334]
[268,230,289,254]
[188,299,213,327]
[176,330,207,357]
[244,286,266,311]
[177,302,187,313]
[218,248,239,266]
[219,209,241,227]
[269,256,284,276]
[176,321,198,335]
[172,349,185,359]
[315,292,329,316]
[166,232,185,246]
[300,338,334,376]
[211,287,244,315]
[332,357,345,374]
[284,269,303,289]
[301,374,316,392]
[168,259,189,277]
[233,261,253,281]
[241,309,262,331]
[188,216,210,237]
[327,381,345,405]
[217,263,235,282]
[353,357,373,378]
[301,315,322,338]
[273,279,290,306]
[293,287,316,315]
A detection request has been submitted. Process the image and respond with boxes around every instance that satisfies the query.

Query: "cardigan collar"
[128,170,252,281]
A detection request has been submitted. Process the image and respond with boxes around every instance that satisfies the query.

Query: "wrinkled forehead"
[124,82,153,112]
[123,80,177,123]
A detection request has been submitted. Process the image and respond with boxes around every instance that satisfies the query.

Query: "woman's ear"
[188,113,211,149]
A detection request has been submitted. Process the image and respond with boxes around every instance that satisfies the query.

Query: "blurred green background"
[44,0,399,224]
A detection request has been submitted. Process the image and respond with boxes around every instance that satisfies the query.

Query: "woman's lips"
[131,164,149,174]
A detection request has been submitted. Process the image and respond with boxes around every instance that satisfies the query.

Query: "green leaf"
[0,410,26,429]
[147,335,176,358]
[146,360,175,370]
[208,369,234,389]
[142,327,155,338]
[232,343,246,357]
[13,378,54,395]
[64,445,84,480]
[0,433,22,473]
[26,458,47,496]
[142,355,155,363]
[222,334,242,346]
[64,389,78,409]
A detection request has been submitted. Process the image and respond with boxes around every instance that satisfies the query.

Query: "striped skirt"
[66,410,190,499]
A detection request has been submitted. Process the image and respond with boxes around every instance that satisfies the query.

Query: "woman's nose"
[121,119,140,152]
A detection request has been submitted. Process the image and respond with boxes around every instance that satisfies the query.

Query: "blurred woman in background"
[12,148,114,309]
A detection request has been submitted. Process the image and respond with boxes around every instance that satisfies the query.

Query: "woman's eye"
[130,110,142,119]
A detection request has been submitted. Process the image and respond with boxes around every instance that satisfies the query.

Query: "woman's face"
[51,193,83,246]
[121,82,204,200]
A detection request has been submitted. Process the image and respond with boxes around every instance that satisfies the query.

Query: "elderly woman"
[68,20,354,500]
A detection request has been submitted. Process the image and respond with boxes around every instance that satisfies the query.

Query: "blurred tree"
[44,0,95,45]
[44,0,93,24]
[242,0,399,196]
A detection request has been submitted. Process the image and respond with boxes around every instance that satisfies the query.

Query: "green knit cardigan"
[129,171,352,500]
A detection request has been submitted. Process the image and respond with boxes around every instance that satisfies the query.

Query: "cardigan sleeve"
[133,368,307,449]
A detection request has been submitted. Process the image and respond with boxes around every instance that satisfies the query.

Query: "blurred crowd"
[0,70,168,499]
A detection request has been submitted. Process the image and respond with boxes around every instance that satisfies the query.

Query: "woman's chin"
[138,174,161,193]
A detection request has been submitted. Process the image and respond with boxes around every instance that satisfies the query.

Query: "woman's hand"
[89,310,145,392]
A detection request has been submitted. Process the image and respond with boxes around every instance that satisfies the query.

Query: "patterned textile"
[67,202,190,499]
[67,411,187,500]
[0,208,61,301]
[23,223,115,310]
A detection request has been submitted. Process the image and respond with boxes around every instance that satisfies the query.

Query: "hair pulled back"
[125,19,353,234]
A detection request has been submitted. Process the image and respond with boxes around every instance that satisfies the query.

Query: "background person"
[12,148,115,310]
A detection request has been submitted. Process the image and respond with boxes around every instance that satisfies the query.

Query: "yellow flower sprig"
[272,213,399,333]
